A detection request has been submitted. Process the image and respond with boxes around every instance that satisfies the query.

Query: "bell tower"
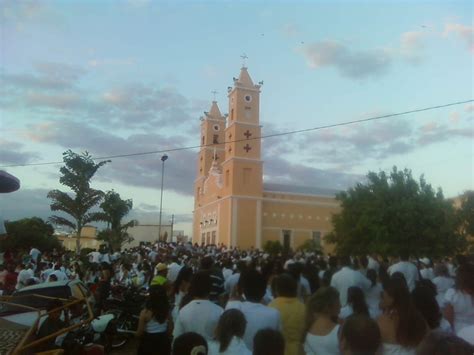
[221,65,263,248]
[194,101,225,208]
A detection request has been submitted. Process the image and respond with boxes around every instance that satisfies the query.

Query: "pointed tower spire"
[237,67,254,87]
[208,101,223,120]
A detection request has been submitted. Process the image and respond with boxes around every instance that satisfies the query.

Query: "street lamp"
[158,154,168,242]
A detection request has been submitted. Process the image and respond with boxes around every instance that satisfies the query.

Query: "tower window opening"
[213,134,219,144]
[201,136,205,145]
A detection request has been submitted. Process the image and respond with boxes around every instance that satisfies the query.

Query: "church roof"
[263,182,341,197]
[237,67,254,87]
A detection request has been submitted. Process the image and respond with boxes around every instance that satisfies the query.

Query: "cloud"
[398,31,426,63]
[2,62,205,130]
[299,40,392,79]
[444,23,474,52]
[0,140,40,165]
[264,109,473,170]
[263,156,361,190]
[298,29,429,79]
[3,62,86,91]
[466,104,474,113]
[24,120,198,195]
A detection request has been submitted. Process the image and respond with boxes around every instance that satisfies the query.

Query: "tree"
[457,191,474,252]
[47,150,109,253]
[263,240,283,256]
[326,167,465,258]
[297,239,322,254]
[2,217,62,252]
[96,190,137,251]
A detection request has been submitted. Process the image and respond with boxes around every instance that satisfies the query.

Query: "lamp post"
[158,154,168,242]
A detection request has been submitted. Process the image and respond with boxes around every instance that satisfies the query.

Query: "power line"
[1,99,472,169]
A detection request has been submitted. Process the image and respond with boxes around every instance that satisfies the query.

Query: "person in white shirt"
[207,309,251,355]
[330,256,371,306]
[88,250,101,264]
[173,271,223,341]
[367,255,380,273]
[387,253,419,291]
[41,263,54,282]
[222,260,233,281]
[432,263,455,308]
[225,270,281,350]
[444,263,474,335]
[16,264,34,290]
[50,265,68,281]
[29,247,41,264]
[167,257,182,283]
[419,258,435,280]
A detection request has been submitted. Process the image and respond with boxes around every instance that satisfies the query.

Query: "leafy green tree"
[326,167,465,258]
[263,240,283,256]
[457,191,474,252]
[297,239,322,254]
[2,217,62,252]
[97,190,137,251]
[47,150,109,253]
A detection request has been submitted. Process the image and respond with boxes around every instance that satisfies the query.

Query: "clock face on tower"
[213,124,220,131]
[244,94,252,103]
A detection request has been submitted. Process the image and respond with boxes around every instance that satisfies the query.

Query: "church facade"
[192,66,340,253]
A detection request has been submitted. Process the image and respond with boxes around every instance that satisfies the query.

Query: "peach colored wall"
[235,198,258,250]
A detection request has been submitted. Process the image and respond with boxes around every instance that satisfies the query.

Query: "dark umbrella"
[0,170,20,193]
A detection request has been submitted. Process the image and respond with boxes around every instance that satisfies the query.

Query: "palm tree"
[47,150,109,253]
[97,190,138,251]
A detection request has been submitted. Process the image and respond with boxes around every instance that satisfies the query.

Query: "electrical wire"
[1,99,472,168]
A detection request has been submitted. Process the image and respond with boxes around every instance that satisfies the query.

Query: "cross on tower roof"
[211,90,218,101]
[240,53,248,67]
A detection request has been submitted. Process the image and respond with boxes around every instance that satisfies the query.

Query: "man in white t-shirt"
[173,271,223,341]
[226,270,281,349]
[330,256,371,306]
[387,253,419,291]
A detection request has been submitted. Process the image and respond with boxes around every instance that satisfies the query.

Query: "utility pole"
[170,214,174,242]
[158,154,168,242]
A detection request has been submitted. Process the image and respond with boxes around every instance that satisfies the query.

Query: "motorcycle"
[60,313,127,353]
[103,285,147,339]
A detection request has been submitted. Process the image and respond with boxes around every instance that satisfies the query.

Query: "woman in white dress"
[377,277,427,355]
[443,263,474,335]
[303,286,341,355]
[208,309,251,355]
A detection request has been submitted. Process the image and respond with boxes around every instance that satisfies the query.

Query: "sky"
[0,0,473,237]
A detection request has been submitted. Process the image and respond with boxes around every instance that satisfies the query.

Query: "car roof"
[15,279,81,293]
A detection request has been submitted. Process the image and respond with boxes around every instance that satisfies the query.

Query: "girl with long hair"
[172,266,194,322]
[208,309,250,355]
[377,277,427,355]
[443,262,474,335]
[136,285,172,355]
[339,286,370,319]
[303,286,341,355]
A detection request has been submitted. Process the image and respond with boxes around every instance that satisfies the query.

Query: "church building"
[193,65,340,253]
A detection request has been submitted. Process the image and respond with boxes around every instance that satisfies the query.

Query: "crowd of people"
[1,242,473,355]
